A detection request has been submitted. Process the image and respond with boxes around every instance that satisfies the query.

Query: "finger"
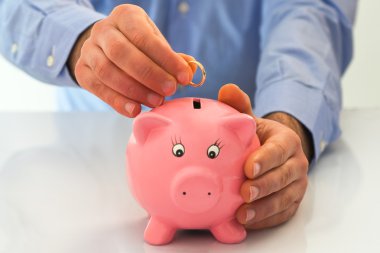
[177,53,196,82]
[112,4,168,41]
[93,23,177,96]
[240,158,308,203]
[244,129,300,179]
[218,83,254,116]
[178,53,197,73]
[84,44,164,108]
[236,179,307,225]
[75,64,141,117]
[245,202,299,230]
[111,5,192,84]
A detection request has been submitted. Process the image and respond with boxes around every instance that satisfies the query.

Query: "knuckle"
[171,58,188,74]
[259,179,273,198]
[256,118,266,136]
[138,64,155,82]
[106,39,125,60]
[103,90,118,108]
[303,179,309,194]
[125,83,138,97]
[74,61,84,78]
[74,64,87,87]
[292,133,302,149]
[80,40,91,54]
[160,52,178,67]
[264,202,277,217]
[300,177,308,192]
[283,128,301,150]
[88,77,102,92]
[279,192,293,211]
[129,31,149,48]
[271,206,297,227]
[294,178,308,204]
[83,79,102,97]
[113,4,133,15]
[113,4,145,19]
[112,95,124,110]
[124,4,145,14]
[286,204,298,219]
[93,58,109,80]
[265,141,286,165]
[272,142,287,164]
[79,42,96,64]
[111,5,123,17]
[91,20,107,35]
[280,165,294,187]
[299,156,309,173]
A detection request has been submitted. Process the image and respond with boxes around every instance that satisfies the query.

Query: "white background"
[0,1,379,111]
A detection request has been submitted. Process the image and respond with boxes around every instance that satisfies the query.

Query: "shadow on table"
[0,125,360,253]
[304,138,362,239]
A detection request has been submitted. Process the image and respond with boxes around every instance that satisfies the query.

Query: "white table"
[0,110,379,253]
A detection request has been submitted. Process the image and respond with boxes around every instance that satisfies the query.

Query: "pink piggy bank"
[126,97,260,245]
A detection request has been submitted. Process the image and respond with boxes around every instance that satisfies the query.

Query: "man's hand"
[68,4,194,117]
[218,84,311,229]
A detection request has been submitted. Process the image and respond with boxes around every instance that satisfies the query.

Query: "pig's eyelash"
[214,139,224,149]
[171,136,183,145]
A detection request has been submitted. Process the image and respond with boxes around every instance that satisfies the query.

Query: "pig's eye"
[207,144,220,159]
[172,143,185,157]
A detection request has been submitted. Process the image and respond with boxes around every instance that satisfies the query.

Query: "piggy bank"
[126,97,260,245]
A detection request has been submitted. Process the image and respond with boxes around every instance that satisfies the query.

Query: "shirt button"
[11,43,18,54]
[320,139,327,152]
[178,1,190,14]
[47,55,54,67]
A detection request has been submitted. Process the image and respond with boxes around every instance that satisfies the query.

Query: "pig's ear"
[133,113,172,144]
[221,114,256,147]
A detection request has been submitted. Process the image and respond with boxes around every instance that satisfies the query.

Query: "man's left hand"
[218,83,311,229]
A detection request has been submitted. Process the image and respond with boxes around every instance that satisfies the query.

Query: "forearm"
[256,0,357,162]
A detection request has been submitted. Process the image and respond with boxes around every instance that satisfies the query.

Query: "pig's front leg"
[144,217,176,245]
[210,219,246,244]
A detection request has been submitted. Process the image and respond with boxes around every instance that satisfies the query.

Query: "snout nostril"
[208,192,211,196]
[182,192,186,195]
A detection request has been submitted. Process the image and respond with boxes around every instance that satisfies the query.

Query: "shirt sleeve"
[255,0,357,162]
[0,0,106,87]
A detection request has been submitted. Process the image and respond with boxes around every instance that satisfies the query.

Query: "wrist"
[264,112,314,162]
[67,23,94,83]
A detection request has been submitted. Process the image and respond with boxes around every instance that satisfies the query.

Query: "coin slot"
[193,99,201,109]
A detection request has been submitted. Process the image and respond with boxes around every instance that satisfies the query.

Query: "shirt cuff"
[35,4,106,86]
[254,81,341,163]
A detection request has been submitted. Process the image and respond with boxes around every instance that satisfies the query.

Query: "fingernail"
[245,209,256,223]
[249,186,259,202]
[125,102,136,115]
[253,163,260,178]
[162,80,176,95]
[147,93,163,107]
[177,71,189,84]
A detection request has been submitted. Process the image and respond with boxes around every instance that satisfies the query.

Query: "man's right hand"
[68,4,194,117]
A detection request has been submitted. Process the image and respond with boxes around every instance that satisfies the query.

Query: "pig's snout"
[171,167,222,214]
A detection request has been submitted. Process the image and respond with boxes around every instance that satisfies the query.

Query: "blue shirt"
[0,0,357,161]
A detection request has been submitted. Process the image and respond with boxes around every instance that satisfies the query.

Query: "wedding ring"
[188,60,206,87]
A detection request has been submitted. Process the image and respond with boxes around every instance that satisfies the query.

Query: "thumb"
[218,83,254,117]
[177,53,196,83]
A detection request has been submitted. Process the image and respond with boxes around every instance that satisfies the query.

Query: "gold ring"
[188,60,206,87]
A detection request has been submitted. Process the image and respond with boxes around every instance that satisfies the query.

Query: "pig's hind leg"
[210,219,246,244]
[144,217,176,245]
